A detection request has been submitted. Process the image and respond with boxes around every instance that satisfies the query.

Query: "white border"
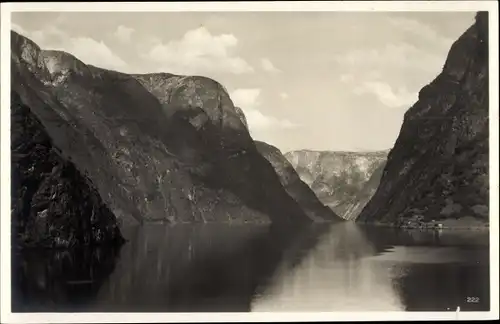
[1,1,498,323]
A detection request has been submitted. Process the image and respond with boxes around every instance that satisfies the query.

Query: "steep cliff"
[285,150,388,219]
[11,91,124,249]
[255,142,340,222]
[132,74,252,150]
[11,31,327,225]
[357,12,489,227]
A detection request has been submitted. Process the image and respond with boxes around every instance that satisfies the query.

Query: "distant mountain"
[255,142,340,222]
[11,30,337,236]
[341,161,386,220]
[284,150,388,220]
[357,12,489,228]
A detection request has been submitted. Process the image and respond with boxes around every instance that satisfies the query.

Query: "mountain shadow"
[12,223,331,312]
[11,90,124,249]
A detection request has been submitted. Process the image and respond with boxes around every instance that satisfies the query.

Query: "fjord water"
[12,222,489,312]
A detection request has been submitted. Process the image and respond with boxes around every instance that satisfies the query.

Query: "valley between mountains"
[10,11,490,249]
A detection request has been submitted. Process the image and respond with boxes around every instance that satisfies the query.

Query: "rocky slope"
[285,150,388,219]
[340,162,386,220]
[11,31,335,225]
[357,12,489,227]
[255,142,340,222]
[11,91,124,249]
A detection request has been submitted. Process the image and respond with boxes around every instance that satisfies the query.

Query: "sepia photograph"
[0,1,498,322]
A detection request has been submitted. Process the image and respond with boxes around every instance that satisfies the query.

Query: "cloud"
[340,74,354,83]
[388,16,454,50]
[261,58,281,73]
[280,92,289,100]
[11,23,28,36]
[145,27,254,75]
[230,89,299,131]
[11,23,128,71]
[114,25,135,43]
[354,81,417,109]
[231,88,262,108]
[335,38,450,109]
[63,37,128,70]
[30,25,67,45]
[335,42,445,75]
[341,69,416,108]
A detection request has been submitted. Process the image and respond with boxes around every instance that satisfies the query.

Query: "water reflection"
[12,222,489,312]
[92,223,330,312]
[12,246,122,312]
[363,227,490,312]
[252,222,405,311]
[252,223,489,312]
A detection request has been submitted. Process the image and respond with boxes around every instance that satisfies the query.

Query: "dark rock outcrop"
[357,12,489,227]
[255,142,340,222]
[284,150,388,219]
[11,91,124,249]
[11,31,327,225]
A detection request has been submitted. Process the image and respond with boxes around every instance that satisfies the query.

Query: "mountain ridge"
[284,150,388,220]
[11,30,340,228]
[255,141,341,222]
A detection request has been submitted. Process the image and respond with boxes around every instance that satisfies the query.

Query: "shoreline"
[356,221,490,232]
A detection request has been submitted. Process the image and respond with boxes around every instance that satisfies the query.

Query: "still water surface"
[12,222,490,312]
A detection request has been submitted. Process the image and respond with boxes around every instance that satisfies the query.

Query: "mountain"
[284,150,388,219]
[11,91,124,248]
[11,31,335,228]
[255,142,340,222]
[340,161,386,220]
[357,12,489,228]
[132,73,338,222]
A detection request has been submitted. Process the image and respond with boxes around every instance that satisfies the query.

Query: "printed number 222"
[467,297,480,303]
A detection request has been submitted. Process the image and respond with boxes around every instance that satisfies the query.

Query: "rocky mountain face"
[11,91,124,249]
[357,12,489,227]
[284,150,388,219]
[11,31,334,227]
[255,142,340,222]
[341,162,386,220]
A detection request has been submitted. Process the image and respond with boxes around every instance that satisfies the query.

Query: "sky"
[11,11,476,153]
